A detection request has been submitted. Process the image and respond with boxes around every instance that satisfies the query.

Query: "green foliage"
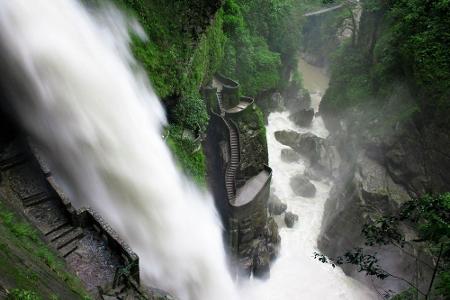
[314,193,450,299]
[389,0,450,118]
[322,0,450,127]
[6,289,42,300]
[0,201,90,299]
[173,95,209,133]
[166,125,206,185]
[321,41,372,113]
[111,0,226,99]
[220,0,306,96]
[0,210,38,241]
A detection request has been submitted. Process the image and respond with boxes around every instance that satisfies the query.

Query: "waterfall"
[0,1,237,299]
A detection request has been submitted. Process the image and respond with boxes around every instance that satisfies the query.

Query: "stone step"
[53,227,83,250]
[59,238,79,258]
[44,221,70,236]
[22,192,52,207]
[47,225,76,242]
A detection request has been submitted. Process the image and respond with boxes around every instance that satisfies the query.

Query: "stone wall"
[31,147,141,284]
[229,166,279,278]
[216,73,240,109]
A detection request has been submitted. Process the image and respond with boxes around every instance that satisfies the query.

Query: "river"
[241,58,378,299]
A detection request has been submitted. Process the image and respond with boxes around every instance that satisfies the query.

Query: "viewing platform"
[232,166,271,207]
[212,74,254,114]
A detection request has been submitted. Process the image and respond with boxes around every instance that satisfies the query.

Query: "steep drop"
[0,1,236,299]
[242,58,377,299]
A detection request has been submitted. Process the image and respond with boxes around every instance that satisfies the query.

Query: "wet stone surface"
[66,228,122,292]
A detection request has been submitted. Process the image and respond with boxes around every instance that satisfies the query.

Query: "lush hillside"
[109,0,311,183]
[0,200,89,300]
[321,0,450,129]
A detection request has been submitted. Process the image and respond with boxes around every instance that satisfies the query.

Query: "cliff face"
[317,1,450,294]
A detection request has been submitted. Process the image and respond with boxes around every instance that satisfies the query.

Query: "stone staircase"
[216,91,225,116]
[0,141,85,259]
[216,91,240,203]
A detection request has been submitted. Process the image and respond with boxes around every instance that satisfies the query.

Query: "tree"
[315,193,450,299]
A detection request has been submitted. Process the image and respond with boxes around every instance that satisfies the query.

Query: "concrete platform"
[232,169,271,207]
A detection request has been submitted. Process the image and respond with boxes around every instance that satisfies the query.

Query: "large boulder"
[289,108,314,127]
[284,212,299,228]
[258,92,285,115]
[275,131,340,179]
[275,131,324,163]
[274,130,302,148]
[280,148,301,162]
[290,174,316,197]
[268,194,287,215]
[284,86,311,112]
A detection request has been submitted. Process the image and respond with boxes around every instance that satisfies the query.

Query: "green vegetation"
[110,0,226,99]
[315,193,450,299]
[107,0,314,181]
[321,0,450,127]
[0,200,89,300]
[220,0,307,96]
[6,289,42,300]
[166,125,206,185]
[172,95,209,134]
[107,0,228,183]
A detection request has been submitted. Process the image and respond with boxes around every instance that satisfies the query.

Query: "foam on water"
[241,59,378,299]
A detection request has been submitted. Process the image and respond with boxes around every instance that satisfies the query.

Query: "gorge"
[0,0,449,300]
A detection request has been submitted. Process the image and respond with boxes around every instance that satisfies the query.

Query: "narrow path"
[0,138,122,293]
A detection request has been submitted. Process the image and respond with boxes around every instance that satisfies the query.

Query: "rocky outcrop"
[268,194,287,215]
[289,108,314,127]
[274,130,340,179]
[280,148,301,162]
[284,211,299,228]
[284,87,311,113]
[317,109,450,294]
[290,174,316,198]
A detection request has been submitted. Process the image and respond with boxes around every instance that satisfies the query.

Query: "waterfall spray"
[0,1,237,299]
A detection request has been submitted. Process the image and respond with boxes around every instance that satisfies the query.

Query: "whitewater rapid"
[241,59,378,299]
[0,1,236,299]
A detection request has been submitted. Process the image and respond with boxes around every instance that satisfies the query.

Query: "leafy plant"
[314,193,450,299]
[173,95,209,134]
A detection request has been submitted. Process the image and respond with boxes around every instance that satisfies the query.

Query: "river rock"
[284,87,311,112]
[289,108,314,127]
[284,211,299,228]
[290,174,316,197]
[280,148,301,162]
[275,130,322,162]
[253,243,271,279]
[268,194,287,215]
[274,130,302,148]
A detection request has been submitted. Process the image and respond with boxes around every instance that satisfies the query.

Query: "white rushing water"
[0,1,237,299]
[242,59,378,299]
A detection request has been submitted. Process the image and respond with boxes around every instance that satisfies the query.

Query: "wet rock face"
[289,108,314,127]
[275,130,325,163]
[275,130,340,179]
[290,174,316,197]
[284,86,311,113]
[318,110,450,294]
[280,148,301,162]
[284,211,299,228]
[268,194,287,215]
